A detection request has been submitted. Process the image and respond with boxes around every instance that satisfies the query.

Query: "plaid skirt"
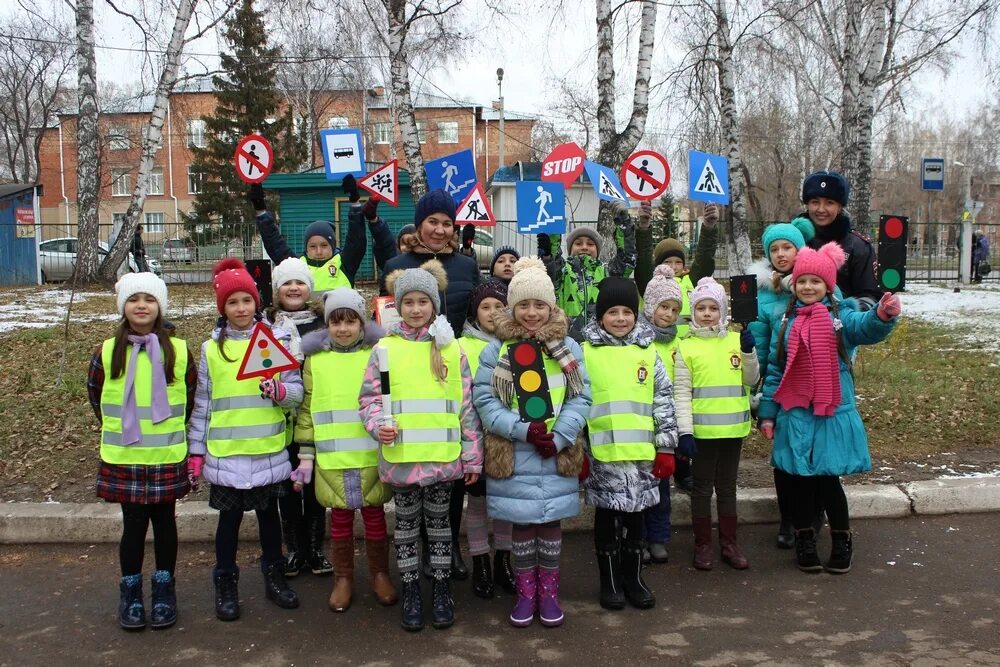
[96,461,191,504]
[209,482,286,512]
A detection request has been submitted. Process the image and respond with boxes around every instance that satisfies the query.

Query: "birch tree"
[72,0,102,285]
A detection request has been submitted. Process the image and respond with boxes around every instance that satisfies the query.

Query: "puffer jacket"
[379,250,480,338]
[580,319,678,513]
[188,321,303,490]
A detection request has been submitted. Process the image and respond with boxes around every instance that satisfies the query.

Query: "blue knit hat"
[490,245,520,275]
[303,220,336,254]
[414,188,457,226]
[762,217,815,254]
[802,171,849,206]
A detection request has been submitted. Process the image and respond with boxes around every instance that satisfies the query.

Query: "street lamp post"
[954,161,973,285]
[497,68,505,169]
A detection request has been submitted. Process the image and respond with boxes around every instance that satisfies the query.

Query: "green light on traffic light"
[882,268,900,289]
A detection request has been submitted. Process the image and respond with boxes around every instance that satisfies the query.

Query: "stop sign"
[541,142,586,187]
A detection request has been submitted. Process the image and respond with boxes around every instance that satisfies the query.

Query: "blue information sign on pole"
[515,181,566,235]
[921,158,944,192]
[426,149,478,204]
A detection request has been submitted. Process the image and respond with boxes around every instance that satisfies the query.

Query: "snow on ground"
[897,282,1000,352]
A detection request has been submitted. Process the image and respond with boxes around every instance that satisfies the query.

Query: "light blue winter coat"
[758,297,895,477]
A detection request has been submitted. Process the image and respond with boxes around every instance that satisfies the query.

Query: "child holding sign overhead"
[187,258,304,622]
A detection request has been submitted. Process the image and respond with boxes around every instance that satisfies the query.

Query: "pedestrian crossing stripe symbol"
[694,160,723,194]
[583,160,629,203]
[599,171,626,200]
[687,150,729,205]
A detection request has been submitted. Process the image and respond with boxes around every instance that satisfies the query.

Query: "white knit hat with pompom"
[506,256,556,309]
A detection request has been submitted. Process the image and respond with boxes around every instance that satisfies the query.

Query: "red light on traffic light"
[884,217,905,239]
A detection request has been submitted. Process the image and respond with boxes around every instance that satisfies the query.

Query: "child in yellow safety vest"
[89,273,195,631]
[187,258,304,622]
[293,287,396,613]
[358,260,484,632]
[581,277,679,612]
[673,277,759,571]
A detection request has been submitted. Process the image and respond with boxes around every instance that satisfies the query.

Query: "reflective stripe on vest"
[100,337,188,465]
[459,336,489,377]
[498,340,566,432]
[206,337,287,457]
[678,332,751,439]
[378,337,463,464]
[305,254,351,292]
[582,343,656,462]
[308,349,379,470]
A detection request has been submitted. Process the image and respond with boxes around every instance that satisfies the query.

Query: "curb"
[2,478,997,544]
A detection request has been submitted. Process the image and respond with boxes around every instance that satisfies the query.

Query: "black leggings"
[215,504,283,572]
[789,474,849,531]
[120,502,178,577]
[593,507,645,550]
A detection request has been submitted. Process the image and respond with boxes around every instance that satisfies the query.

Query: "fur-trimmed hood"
[493,306,570,343]
[300,321,384,357]
[751,257,793,296]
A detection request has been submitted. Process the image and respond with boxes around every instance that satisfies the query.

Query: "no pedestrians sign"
[234,134,274,184]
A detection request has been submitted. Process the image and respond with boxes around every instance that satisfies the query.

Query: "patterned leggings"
[465,494,513,557]
[393,482,452,582]
[511,521,562,573]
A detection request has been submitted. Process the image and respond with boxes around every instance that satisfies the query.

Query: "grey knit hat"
[385,259,447,314]
[322,287,367,322]
[566,226,602,256]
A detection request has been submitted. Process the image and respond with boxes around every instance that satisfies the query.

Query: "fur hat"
[468,279,508,320]
[762,217,815,255]
[212,258,260,315]
[322,287,367,323]
[653,237,686,268]
[490,245,520,275]
[642,264,682,321]
[507,256,556,310]
[791,242,846,293]
[689,276,728,325]
[271,257,313,293]
[596,276,639,322]
[802,170,849,206]
[303,220,336,254]
[115,272,168,316]
[565,226,602,256]
[414,188,457,226]
[385,259,447,313]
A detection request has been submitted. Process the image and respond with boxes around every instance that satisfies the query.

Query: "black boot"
[596,548,625,610]
[305,514,334,576]
[213,567,240,622]
[149,570,177,629]
[431,577,455,629]
[118,574,146,630]
[472,554,495,598]
[450,541,469,581]
[621,542,655,609]
[400,580,424,632]
[263,561,300,609]
[493,550,516,595]
[825,530,853,574]
[794,529,822,573]
[281,517,304,578]
[776,518,795,550]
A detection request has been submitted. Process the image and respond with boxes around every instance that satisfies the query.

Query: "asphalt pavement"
[1,513,998,666]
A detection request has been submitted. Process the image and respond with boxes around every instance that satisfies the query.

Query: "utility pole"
[497,67,505,169]
[955,161,973,285]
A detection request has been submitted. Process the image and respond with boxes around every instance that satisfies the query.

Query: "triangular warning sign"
[598,171,626,201]
[694,159,724,195]
[236,321,300,381]
[358,159,399,207]
[456,182,495,226]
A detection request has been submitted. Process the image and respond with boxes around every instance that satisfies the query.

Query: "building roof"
[366,91,479,110]
[489,161,591,184]
[480,107,536,122]
[0,183,37,198]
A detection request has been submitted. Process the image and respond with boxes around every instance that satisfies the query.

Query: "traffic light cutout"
[509,340,554,422]
[878,215,908,292]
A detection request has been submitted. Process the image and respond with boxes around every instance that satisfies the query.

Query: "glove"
[186,455,204,490]
[637,201,653,229]
[247,183,266,212]
[290,458,314,491]
[361,196,379,221]
[759,419,775,441]
[526,422,557,458]
[740,328,755,353]
[578,455,590,482]
[876,292,901,321]
[652,453,676,479]
[342,174,360,203]
[675,434,696,462]
[703,203,720,228]
[462,223,476,249]
[537,233,552,258]
[259,378,287,403]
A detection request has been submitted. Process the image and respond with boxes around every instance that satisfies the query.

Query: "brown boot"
[366,539,398,606]
[719,515,749,569]
[328,538,354,612]
[692,516,714,570]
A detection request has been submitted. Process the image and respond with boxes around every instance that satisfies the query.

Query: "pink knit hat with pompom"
[791,242,846,293]
[643,264,683,321]
[689,276,728,325]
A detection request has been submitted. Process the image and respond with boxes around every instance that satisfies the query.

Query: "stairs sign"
[688,150,729,205]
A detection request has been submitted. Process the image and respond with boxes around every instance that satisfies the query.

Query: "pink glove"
[186,455,204,490]
[259,378,287,403]
[290,458,313,491]
[876,292,901,321]
[759,419,774,441]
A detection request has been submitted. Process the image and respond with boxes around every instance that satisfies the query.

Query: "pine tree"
[186,0,303,253]
[657,191,679,240]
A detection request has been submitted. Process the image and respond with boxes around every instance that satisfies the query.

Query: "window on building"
[144,212,165,233]
[187,119,207,148]
[108,127,130,151]
[416,121,427,144]
[327,116,349,129]
[147,167,164,196]
[111,168,131,197]
[187,167,205,194]
[437,121,459,144]
[374,122,392,144]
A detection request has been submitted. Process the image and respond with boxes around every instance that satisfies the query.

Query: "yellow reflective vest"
[378,337,463,464]
[498,340,566,432]
[676,274,694,337]
[305,254,351,292]
[678,332,751,439]
[100,337,188,465]
[582,343,656,463]
[458,336,490,377]
[652,337,679,383]
[307,350,379,470]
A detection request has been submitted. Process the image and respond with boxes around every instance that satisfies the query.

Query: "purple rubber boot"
[508,568,537,627]
[537,567,564,627]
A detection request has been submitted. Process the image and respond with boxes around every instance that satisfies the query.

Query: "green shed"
[263,166,416,282]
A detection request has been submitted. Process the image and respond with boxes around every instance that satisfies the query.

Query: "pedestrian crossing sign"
[583,160,628,203]
[688,150,729,204]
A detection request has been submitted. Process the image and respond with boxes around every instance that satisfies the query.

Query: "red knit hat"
[791,242,846,293]
[212,258,260,314]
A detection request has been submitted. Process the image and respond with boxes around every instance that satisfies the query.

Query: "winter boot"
[400,580,424,632]
[692,516,714,571]
[596,548,625,610]
[450,541,469,580]
[213,567,240,622]
[537,567,565,627]
[472,554,495,599]
[281,517,305,578]
[776,518,795,550]
[825,530,853,574]
[719,515,750,570]
[431,577,455,629]
[794,528,823,573]
[621,542,655,609]
[328,538,354,612]
[493,549,516,594]
[118,573,146,630]
[306,514,334,575]
[263,561,300,609]
[509,568,537,627]
[149,570,177,629]
[648,542,670,564]
[366,539,398,606]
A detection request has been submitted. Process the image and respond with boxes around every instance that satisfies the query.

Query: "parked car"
[472,228,494,270]
[161,238,195,263]
[39,237,161,282]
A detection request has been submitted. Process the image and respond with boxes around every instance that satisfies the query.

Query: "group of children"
[92,172,901,633]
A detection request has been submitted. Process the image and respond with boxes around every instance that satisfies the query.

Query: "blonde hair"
[430,339,448,384]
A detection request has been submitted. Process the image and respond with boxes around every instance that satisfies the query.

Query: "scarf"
[271,308,317,361]
[773,302,842,417]
[120,333,172,446]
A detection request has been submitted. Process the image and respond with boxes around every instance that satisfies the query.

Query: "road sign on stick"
[583,160,628,203]
[359,160,399,206]
[688,150,729,204]
[236,321,300,381]
[426,149,478,204]
[541,142,587,187]
[456,183,496,226]
[320,128,365,179]
[515,181,565,234]
[234,134,274,184]
[621,150,670,200]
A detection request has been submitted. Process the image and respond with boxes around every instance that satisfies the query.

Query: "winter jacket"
[380,250,481,338]
[806,211,881,309]
[187,322,303,490]
[758,297,895,476]
[580,320,678,513]
[472,309,592,525]
[635,223,718,294]
[295,327,392,510]
[358,322,484,488]
[973,235,990,264]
